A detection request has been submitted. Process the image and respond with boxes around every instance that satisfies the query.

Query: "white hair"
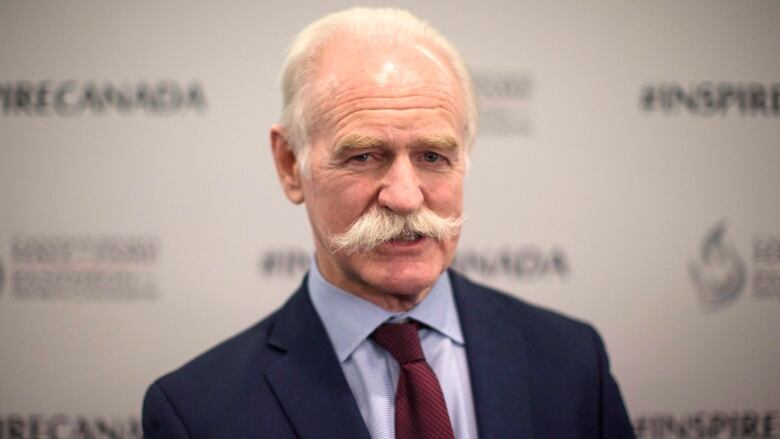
[331,205,464,254]
[279,7,478,172]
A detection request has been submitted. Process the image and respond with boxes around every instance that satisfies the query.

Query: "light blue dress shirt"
[308,259,479,439]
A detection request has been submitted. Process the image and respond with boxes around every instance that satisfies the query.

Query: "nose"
[377,156,424,215]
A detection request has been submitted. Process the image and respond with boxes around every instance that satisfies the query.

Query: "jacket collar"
[450,271,534,438]
[264,276,371,439]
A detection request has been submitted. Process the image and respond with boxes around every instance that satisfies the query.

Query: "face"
[274,37,467,310]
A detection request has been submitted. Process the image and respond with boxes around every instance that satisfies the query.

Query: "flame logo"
[688,222,746,310]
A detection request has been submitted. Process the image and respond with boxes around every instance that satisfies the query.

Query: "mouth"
[386,231,425,245]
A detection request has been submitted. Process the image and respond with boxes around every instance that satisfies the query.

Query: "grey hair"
[331,205,464,254]
[279,7,478,172]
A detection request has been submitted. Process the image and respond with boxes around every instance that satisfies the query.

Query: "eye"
[423,152,440,163]
[351,153,371,162]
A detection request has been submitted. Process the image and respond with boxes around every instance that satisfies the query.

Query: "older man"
[143,8,634,439]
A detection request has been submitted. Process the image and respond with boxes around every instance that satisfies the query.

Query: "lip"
[376,235,430,253]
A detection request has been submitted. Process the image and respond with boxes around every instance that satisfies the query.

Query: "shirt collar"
[308,255,464,363]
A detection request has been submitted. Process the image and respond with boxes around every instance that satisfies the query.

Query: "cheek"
[307,176,378,229]
[424,177,463,214]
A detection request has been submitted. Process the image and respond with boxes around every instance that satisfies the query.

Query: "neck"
[348,286,432,313]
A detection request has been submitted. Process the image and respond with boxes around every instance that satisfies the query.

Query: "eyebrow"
[334,134,461,154]
[334,135,385,154]
[419,136,460,151]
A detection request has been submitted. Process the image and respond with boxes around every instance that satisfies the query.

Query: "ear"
[270,124,304,204]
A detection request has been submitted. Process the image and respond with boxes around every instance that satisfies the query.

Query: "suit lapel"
[263,281,370,439]
[451,272,534,438]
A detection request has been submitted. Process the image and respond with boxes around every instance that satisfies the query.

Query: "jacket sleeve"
[142,380,192,439]
[590,326,636,438]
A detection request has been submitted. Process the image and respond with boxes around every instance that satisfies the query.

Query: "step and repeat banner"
[1,0,778,437]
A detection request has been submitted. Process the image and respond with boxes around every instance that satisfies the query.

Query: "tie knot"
[370,322,425,365]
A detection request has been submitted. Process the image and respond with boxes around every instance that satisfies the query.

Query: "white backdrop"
[1,0,778,437]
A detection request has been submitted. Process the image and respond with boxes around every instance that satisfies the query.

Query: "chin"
[368,262,444,297]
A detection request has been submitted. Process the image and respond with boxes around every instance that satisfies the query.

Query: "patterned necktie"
[371,322,455,439]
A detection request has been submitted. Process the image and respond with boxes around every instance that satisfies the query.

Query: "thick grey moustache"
[330,206,464,254]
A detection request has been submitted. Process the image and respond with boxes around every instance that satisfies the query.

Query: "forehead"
[306,36,465,141]
[317,36,456,85]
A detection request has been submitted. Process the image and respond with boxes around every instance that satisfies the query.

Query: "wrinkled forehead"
[307,35,465,115]
[321,36,456,84]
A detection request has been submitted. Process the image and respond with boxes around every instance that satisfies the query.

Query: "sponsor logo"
[0,80,207,117]
[0,414,140,439]
[688,222,746,310]
[688,222,780,311]
[9,234,160,301]
[258,245,570,282]
[640,82,780,116]
[473,71,533,136]
[633,410,779,438]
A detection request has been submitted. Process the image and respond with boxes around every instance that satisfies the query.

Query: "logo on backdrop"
[688,221,780,311]
[633,409,779,438]
[688,222,746,310]
[640,82,780,116]
[472,71,533,136]
[259,248,310,277]
[259,245,570,282]
[0,414,140,439]
[0,80,207,116]
[450,246,570,280]
[8,234,160,301]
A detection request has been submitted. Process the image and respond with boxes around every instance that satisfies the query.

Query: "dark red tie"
[371,322,455,439]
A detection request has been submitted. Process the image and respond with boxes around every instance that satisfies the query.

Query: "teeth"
[399,231,418,241]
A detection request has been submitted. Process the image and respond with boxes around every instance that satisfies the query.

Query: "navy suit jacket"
[143,271,635,438]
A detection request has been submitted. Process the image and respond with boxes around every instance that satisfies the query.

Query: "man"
[143,8,635,439]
